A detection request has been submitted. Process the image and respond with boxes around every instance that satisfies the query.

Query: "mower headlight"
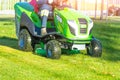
[88,19,93,34]
[67,20,78,36]
[67,20,77,27]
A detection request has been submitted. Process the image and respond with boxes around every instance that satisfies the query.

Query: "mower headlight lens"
[67,20,76,25]
[67,20,78,36]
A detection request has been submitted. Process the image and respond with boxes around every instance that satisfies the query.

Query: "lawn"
[0,15,120,80]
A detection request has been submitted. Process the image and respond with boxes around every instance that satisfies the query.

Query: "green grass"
[0,15,120,80]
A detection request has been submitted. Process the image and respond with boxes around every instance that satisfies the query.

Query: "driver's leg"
[40,9,49,35]
[40,4,52,35]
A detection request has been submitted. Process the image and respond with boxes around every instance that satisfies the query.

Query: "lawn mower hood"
[54,8,93,41]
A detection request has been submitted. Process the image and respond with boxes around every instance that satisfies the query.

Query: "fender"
[20,13,40,37]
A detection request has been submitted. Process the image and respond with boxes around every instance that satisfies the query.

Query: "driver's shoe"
[41,28,47,36]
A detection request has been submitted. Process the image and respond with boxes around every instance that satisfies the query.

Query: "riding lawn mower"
[14,1,102,59]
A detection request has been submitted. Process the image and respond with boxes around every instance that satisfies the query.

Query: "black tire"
[87,38,102,57]
[18,29,35,51]
[46,40,61,59]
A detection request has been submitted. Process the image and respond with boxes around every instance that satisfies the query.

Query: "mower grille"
[79,18,87,34]
[80,28,87,34]
[78,18,87,24]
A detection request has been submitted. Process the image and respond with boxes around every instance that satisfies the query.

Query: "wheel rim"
[19,36,24,48]
[47,48,52,57]
[94,45,99,51]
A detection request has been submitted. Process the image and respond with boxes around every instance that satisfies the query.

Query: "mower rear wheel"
[18,29,35,51]
[87,38,102,57]
[46,40,61,59]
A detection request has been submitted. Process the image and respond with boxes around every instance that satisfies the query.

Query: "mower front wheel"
[18,29,35,51]
[87,38,102,57]
[46,40,61,59]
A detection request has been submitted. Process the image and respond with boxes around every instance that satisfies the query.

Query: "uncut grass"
[0,16,120,80]
[93,20,120,61]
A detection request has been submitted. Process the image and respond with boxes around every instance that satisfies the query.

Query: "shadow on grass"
[0,17,14,21]
[0,36,45,57]
[0,36,18,50]
[0,17,15,26]
[93,21,120,61]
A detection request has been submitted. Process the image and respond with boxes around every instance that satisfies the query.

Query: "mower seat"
[29,0,39,13]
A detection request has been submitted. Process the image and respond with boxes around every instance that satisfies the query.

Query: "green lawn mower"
[14,2,102,59]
